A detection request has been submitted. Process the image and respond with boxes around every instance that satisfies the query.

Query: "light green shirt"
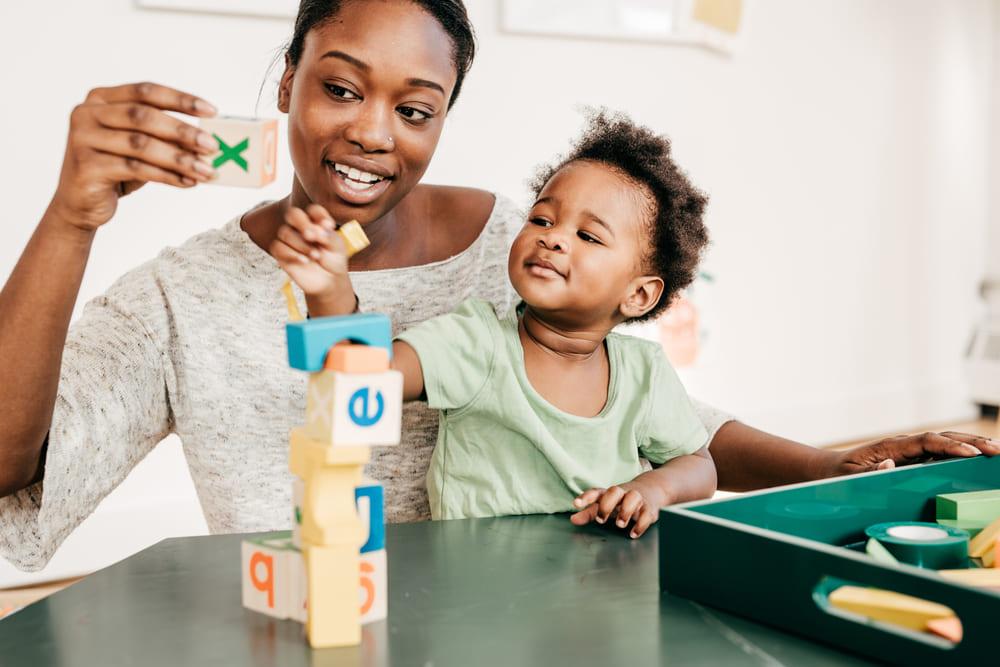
[397,299,708,520]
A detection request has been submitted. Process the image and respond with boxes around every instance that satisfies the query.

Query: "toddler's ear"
[620,275,664,320]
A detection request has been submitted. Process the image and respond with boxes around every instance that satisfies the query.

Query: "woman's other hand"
[829,431,1000,475]
[49,82,218,233]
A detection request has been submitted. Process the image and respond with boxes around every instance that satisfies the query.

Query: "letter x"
[213,134,249,171]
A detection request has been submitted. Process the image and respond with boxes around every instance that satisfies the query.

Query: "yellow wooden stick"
[281,220,370,322]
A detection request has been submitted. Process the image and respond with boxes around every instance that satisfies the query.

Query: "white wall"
[0,0,992,583]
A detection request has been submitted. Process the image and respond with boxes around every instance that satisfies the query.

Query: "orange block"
[926,616,963,643]
[324,344,390,373]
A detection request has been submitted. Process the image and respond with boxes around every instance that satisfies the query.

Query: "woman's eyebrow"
[407,78,445,96]
[321,50,369,71]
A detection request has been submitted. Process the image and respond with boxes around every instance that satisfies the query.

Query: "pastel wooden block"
[199,116,277,188]
[337,221,370,257]
[292,477,304,549]
[304,369,403,446]
[938,567,1000,589]
[968,515,1000,558]
[297,469,365,549]
[925,616,963,643]
[286,313,392,372]
[303,543,362,648]
[983,542,996,567]
[324,344,390,373]
[936,489,1000,522]
[357,482,385,554]
[828,585,955,632]
[865,538,899,565]
[241,536,298,619]
[359,548,388,623]
[288,428,371,477]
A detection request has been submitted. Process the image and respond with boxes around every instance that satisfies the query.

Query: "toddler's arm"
[570,446,717,539]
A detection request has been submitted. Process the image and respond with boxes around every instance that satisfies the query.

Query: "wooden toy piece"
[925,616,963,643]
[295,467,366,549]
[968,516,1000,558]
[827,585,955,632]
[304,369,403,447]
[982,542,996,567]
[995,536,1000,569]
[281,281,304,322]
[357,482,385,554]
[324,343,390,373]
[303,543,362,647]
[865,538,899,565]
[287,313,392,372]
[292,477,304,549]
[938,567,1000,588]
[289,428,371,475]
[337,221,370,257]
[241,536,299,619]
[199,116,277,188]
[359,549,388,623]
[936,488,1000,522]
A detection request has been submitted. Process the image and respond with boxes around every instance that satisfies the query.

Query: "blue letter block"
[286,313,392,372]
[356,483,385,554]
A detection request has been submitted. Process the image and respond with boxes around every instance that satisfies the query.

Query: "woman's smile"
[325,159,394,205]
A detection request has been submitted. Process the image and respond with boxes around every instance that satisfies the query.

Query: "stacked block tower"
[241,222,401,648]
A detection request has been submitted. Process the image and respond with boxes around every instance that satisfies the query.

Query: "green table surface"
[0,515,875,666]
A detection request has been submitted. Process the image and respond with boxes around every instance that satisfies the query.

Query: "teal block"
[357,483,385,554]
[286,313,392,371]
[936,488,1000,522]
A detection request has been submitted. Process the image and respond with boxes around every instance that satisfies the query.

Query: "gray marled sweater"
[0,194,732,571]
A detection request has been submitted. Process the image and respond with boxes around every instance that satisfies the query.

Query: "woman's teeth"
[332,162,387,190]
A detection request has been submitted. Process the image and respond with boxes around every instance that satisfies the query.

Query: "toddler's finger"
[596,486,625,525]
[630,508,659,539]
[573,488,605,509]
[615,490,644,529]
[569,504,600,526]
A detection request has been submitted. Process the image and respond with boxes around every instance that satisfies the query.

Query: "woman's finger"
[573,488,605,509]
[85,82,216,117]
[277,224,320,261]
[596,486,626,524]
[270,237,310,266]
[93,102,218,155]
[936,431,1000,457]
[92,150,196,189]
[306,204,337,232]
[615,490,644,529]
[85,128,214,182]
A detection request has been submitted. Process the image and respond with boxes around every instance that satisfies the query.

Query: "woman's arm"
[0,83,216,497]
[709,420,1000,491]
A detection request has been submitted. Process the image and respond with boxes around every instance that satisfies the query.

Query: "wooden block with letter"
[304,369,403,446]
[241,536,299,619]
[199,116,277,187]
[303,543,361,647]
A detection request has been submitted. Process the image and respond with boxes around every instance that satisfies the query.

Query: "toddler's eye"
[529,217,552,227]
[325,84,360,100]
[398,106,433,123]
[578,231,601,244]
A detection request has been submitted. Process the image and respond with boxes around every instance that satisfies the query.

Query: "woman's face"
[279,0,457,225]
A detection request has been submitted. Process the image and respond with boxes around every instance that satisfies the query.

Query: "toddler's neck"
[518,304,614,362]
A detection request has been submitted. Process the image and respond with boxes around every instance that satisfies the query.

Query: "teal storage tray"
[659,455,1000,665]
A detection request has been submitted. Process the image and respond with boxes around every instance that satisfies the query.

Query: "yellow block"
[968,516,1000,558]
[289,428,371,476]
[303,543,361,648]
[828,586,955,632]
[692,0,743,35]
[938,568,1000,588]
[289,431,368,547]
[337,220,370,257]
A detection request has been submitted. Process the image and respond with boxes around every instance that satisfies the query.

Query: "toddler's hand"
[270,204,355,314]
[569,480,666,539]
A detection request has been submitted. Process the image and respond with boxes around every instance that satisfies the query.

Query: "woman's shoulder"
[416,185,524,242]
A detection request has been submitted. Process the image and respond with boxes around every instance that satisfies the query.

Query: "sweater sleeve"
[0,265,174,571]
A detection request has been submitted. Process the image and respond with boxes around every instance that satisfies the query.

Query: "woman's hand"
[271,204,358,316]
[827,431,1000,475]
[49,82,219,233]
[569,479,666,539]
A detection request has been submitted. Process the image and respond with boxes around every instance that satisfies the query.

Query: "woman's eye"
[578,231,601,244]
[398,106,433,123]
[325,84,360,100]
[529,217,552,227]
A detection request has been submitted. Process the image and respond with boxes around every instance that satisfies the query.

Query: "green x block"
[213,135,249,172]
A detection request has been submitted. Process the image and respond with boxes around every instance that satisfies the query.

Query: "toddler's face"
[508,160,653,326]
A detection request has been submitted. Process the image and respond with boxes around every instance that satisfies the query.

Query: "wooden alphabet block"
[303,543,361,647]
[337,221,371,257]
[968,516,1000,558]
[291,477,383,553]
[286,547,387,626]
[936,489,1000,522]
[304,369,403,446]
[199,116,277,188]
[241,536,299,619]
[324,344,390,373]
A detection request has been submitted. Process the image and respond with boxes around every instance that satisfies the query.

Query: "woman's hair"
[286,0,476,109]
[529,109,710,322]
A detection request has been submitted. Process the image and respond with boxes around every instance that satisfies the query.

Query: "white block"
[305,370,403,446]
[241,537,298,619]
[199,116,278,188]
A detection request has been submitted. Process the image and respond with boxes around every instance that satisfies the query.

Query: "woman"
[0,0,994,571]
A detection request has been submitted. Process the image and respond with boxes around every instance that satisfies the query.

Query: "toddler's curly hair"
[529,110,709,322]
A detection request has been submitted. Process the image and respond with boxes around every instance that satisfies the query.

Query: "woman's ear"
[620,275,665,320]
[278,54,294,113]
